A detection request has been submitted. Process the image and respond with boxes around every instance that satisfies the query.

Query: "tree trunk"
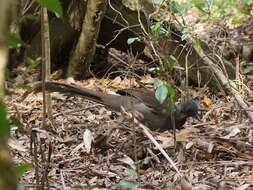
[67,0,107,78]
[0,0,18,189]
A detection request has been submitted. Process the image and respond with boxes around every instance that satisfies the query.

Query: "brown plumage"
[33,81,199,131]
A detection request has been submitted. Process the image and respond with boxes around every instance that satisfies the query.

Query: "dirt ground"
[7,48,253,189]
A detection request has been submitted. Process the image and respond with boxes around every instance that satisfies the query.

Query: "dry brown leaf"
[8,139,27,152]
[138,169,151,175]
[140,74,153,84]
[84,78,98,88]
[98,78,110,86]
[117,156,136,170]
[180,177,192,190]
[121,78,139,88]
[202,95,212,107]
[157,135,174,148]
[109,76,123,89]
[185,142,195,149]
[157,128,195,148]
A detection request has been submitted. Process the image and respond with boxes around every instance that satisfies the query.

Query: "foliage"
[8,34,26,49]
[170,0,253,23]
[127,37,143,45]
[35,0,63,17]
[0,101,10,136]
[25,57,39,69]
[150,21,168,36]
[116,180,138,190]
[169,1,193,14]
[167,55,177,71]
[15,163,33,179]
[153,79,176,103]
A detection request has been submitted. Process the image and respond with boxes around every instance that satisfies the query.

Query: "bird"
[33,81,199,131]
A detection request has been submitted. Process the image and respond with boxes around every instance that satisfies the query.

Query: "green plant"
[35,0,63,17]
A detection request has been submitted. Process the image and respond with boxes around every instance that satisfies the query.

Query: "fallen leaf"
[185,142,194,149]
[117,156,136,170]
[83,129,94,153]
[224,128,241,139]
[140,74,153,84]
[109,76,122,89]
[8,139,27,152]
[202,95,212,107]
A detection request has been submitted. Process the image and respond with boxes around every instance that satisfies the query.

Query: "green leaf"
[142,156,152,165]
[242,66,253,74]
[167,55,177,70]
[0,101,10,136]
[152,80,176,104]
[193,37,202,52]
[35,0,63,17]
[21,14,38,22]
[192,0,212,12]
[8,34,26,49]
[118,180,138,190]
[166,100,174,114]
[165,85,176,114]
[15,163,33,179]
[205,0,213,11]
[151,21,163,32]
[166,84,176,101]
[171,1,192,14]
[151,21,167,36]
[170,1,179,14]
[178,3,193,14]
[151,78,163,88]
[154,0,163,4]
[181,33,190,41]
[127,37,139,45]
[229,80,239,90]
[181,27,190,41]
[192,0,205,11]
[155,84,168,104]
[25,57,39,68]
[123,170,138,179]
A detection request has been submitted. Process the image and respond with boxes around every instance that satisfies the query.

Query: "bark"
[67,0,107,78]
[41,7,52,126]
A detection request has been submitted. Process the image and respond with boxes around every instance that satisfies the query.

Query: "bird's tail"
[33,81,105,104]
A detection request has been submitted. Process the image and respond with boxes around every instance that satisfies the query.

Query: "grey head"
[180,100,200,120]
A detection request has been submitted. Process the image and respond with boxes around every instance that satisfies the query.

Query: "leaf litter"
[6,40,253,189]
[6,76,253,190]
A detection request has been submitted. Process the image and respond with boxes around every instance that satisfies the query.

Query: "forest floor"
[6,13,253,190]
[7,59,253,190]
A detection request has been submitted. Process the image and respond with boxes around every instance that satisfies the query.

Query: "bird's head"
[179,100,201,120]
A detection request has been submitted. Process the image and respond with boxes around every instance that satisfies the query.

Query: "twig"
[60,170,66,190]
[121,107,181,175]
[108,0,129,26]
